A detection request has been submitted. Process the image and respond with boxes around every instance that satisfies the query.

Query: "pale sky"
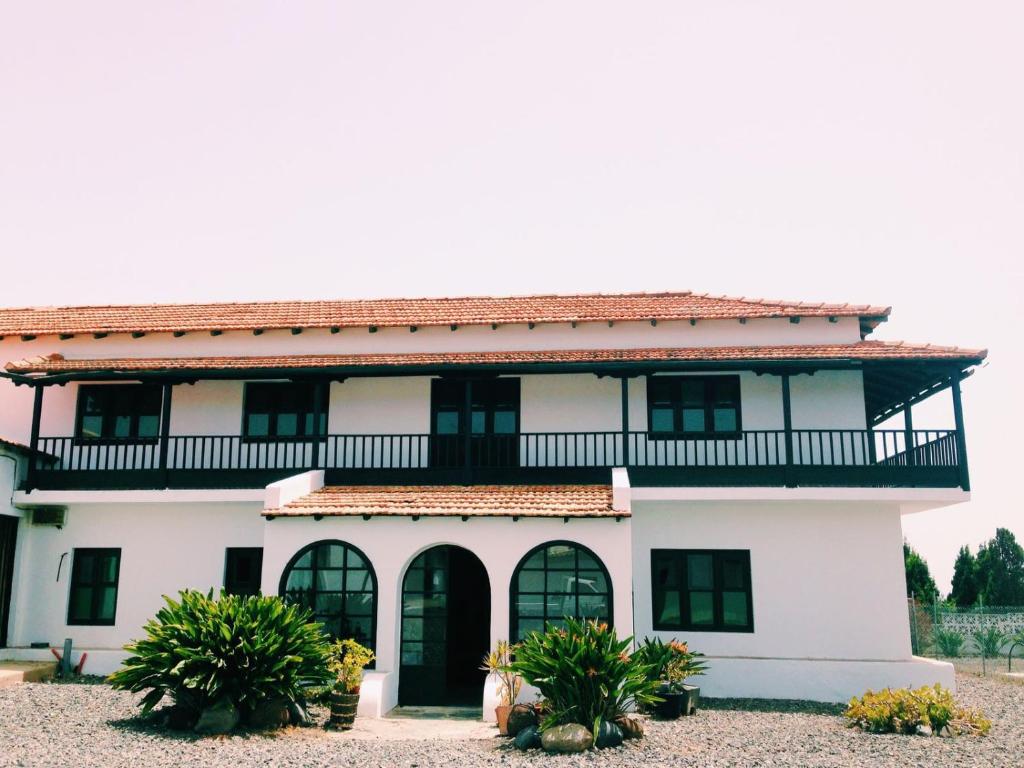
[1,2,1021,590]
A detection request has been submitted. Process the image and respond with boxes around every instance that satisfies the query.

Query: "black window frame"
[224,547,264,597]
[241,382,329,441]
[74,384,163,442]
[278,539,377,653]
[646,375,742,438]
[651,549,753,633]
[509,540,613,642]
[67,547,122,626]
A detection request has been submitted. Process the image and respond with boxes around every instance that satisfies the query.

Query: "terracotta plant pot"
[327,691,360,731]
[495,704,513,736]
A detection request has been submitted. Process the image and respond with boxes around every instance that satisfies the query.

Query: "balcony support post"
[903,401,915,466]
[781,373,795,487]
[620,376,630,466]
[26,384,43,491]
[158,383,173,484]
[950,372,970,491]
[463,380,474,483]
[311,379,326,470]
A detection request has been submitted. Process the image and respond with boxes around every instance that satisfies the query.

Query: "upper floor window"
[647,375,741,435]
[651,549,753,632]
[243,382,328,439]
[75,385,162,440]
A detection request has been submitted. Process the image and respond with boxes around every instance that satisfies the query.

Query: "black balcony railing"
[26,429,964,491]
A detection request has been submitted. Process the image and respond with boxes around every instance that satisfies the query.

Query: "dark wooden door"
[429,379,520,469]
[0,515,17,647]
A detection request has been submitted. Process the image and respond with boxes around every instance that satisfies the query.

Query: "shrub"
[510,618,660,735]
[844,685,990,736]
[109,590,333,717]
[933,628,966,658]
[971,627,1007,658]
[633,637,707,690]
[328,638,375,694]
[479,640,522,707]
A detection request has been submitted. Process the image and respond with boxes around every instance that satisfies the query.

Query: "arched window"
[510,541,612,642]
[279,540,377,650]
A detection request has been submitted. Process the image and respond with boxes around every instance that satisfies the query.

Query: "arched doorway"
[399,545,490,707]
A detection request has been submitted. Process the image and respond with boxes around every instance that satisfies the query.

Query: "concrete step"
[0,661,57,688]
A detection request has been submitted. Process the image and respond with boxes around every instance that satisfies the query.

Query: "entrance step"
[0,661,57,688]
[389,706,483,720]
[331,708,495,740]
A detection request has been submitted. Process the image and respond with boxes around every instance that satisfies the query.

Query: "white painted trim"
[611,466,631,513]
[264,470,324,510]
[629,485,969,506]
[13,489,266,505]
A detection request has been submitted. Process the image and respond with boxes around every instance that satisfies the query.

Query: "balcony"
[25,428,965,491]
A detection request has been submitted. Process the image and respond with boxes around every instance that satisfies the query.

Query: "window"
[224,547,263,596]
[67,548,121,625]
[647,375,741,435]
[430,378,520,467]
[243,382,328,439]
[510,541,612,642]
[75,385,162,439]
[651,549,753,632]
[279,540,376,650]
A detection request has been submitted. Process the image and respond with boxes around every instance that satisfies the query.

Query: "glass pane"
[577,550,600,570]
[658,589,682,625]
[516,595,545,617]
[423,594,447,615]
[471,410,486,434]
[97,586,117,620]
[315,593,342,615]
[653,555,680,587]
[316,570,343,591]
[689,591,714,624]
[294,550,312,568]
[346,549,366,568]
[687,554,714,590]
[423,619,446,643]
[723,591,748,626]
[76,553,95,583]
[346,617,372,645]
[319,617,342,637]
[345,592,373,616]
[423,643,445,666]
[403,595,425,616]
[682,409,706,432]
[518,571,544,592]
[285,570,313,593]
[137,415,160,437]
[402,618,423,641]
[435,411,459,435]
[493,411,516,434]
[681,379,705,406]
[317,545,345,568]
[546,545,575,570]
[722,558,746,590]
[70,587,93,621]
[713,408,737,432]
[546,595,576,619]
[277,413,299,436]
[113,415,132,437]
[247,414,270,436]
[517,619,544,641]
[576,570,608,594]
[98,555,118,583]
[404,568,425,592]
[578,594,608,619]
[651,408,675,432]
[347,569,373,592]
[522,550,545,569]
[546,571,574,594]
[81,415,104,438]
[402,645,423,665]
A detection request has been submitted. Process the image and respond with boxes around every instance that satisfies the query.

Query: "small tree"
[949,545,980,608]
[976,528,1024,607]
[904,542,938,603]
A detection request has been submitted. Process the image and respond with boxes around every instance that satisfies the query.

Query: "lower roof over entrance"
[263,484,625,519]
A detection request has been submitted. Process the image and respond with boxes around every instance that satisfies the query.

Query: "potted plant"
[326,638,375,730]
[480,640,521,735]
[634,637,707,719]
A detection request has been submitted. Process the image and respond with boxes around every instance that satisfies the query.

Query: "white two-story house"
[0,291,984,715]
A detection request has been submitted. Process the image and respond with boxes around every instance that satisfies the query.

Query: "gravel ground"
[0,673,1020,768]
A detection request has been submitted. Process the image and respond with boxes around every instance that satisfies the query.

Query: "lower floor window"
[651,549,753,632]
[224,547,263,597]
[67,548,121,625]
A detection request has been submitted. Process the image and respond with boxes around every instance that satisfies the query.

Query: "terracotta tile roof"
[263,484,623,518]
[4,341,988,376]
[0,291,891,337]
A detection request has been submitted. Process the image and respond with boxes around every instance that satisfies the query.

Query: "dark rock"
[595,720,624,749]
[248,696,291,730]
[194,699,240,735]
[614,715,644,739]
[540,723,594,753]
[514,724,542,750]
[288,700,314,727]
[506,704,538,737]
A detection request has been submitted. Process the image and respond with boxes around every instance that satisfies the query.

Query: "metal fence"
[907,599,1024,669]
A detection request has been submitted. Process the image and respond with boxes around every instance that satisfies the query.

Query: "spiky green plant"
[971,627,1007,658]
[933,628,966,658]
[510,618,660,735]
[108,590,333,717]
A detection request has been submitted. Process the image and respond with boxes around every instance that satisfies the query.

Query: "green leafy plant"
[971,627,1007,658]
[327,638,375,694]
[933,628,966,658]
[633,637,707,691]
[480,640,522,707]
[510,618,660,735]
[109,590,333,717]
[844,685,990,736]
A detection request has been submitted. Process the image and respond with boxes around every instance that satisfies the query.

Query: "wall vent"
[29,506,67,528]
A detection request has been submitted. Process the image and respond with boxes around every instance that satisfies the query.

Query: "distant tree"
[976,528,1024,607]
[949,545,980,608]
[904,542,938,603]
